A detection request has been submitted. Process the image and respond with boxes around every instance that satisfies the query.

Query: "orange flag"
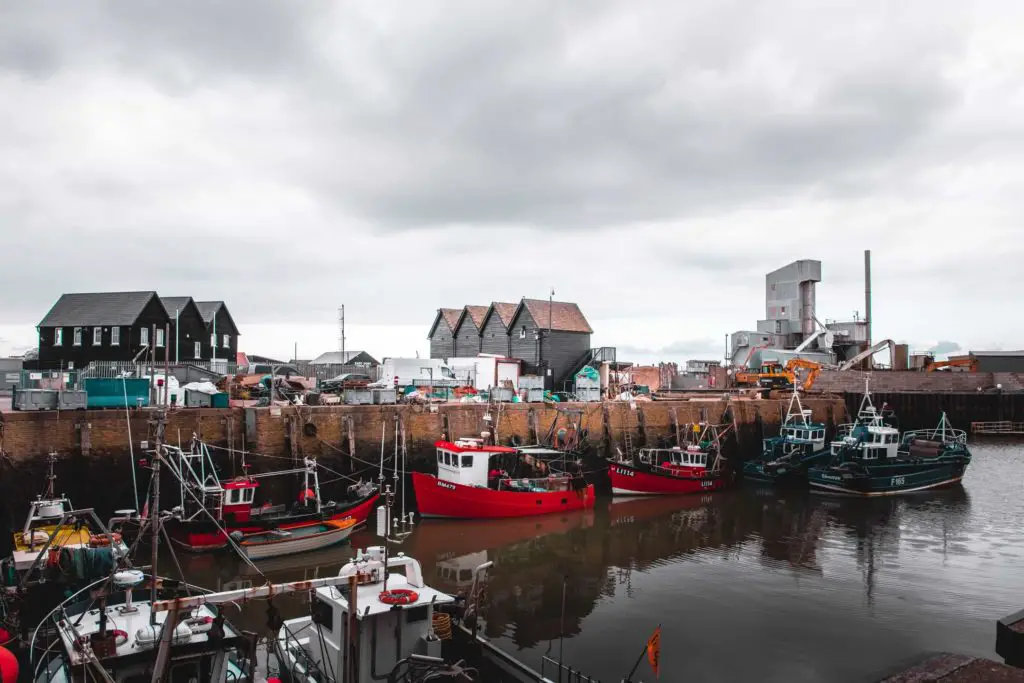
[646,626,661,678]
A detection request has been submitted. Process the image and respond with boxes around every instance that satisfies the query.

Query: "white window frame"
[155,328,165,348]
[73,327,82,346]
[92,327,102,345]
[54,328,63,345]
[140,327,149,346]
[194,341,201,358]
[519,326,527,339]
[222,334,230,349]
[111,327,120,346]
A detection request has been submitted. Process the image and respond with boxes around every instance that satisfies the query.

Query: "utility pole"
[338,305,346,360]
[175,307,179,365]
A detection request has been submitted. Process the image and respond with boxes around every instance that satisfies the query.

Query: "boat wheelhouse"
[744,391,829,485]
[809,384,971,496]
[410,439,595,519]
[276,546,455,682]
[608,423,731,496]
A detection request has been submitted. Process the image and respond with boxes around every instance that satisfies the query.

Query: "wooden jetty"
[971,421,1024,435]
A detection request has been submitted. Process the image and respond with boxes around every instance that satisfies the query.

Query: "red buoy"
[0,645,18,683]
[299,488,315,503]
[0,626,12,645]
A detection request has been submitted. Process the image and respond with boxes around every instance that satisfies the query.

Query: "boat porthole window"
[461,455,473,468]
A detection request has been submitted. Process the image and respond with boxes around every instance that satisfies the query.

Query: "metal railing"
[541,656,602,683]
[903,426,968,444]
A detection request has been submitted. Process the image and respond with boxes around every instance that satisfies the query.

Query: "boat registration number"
[614,467,635,477]
[437,481,457,490]
[890,476,906,487]
[701,480,715,488]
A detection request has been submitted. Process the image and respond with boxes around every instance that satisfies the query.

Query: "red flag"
[647,626,661,678]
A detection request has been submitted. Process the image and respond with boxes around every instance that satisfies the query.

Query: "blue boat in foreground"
[744,391,829,486]
[808,383,971,497]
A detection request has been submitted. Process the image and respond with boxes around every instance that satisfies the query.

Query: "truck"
[379,358,459,390]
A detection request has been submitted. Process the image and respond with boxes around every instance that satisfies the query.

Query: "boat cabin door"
[222,481,258,522]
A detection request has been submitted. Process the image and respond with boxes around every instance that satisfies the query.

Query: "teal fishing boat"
[808,384,971,496]
[744,391,829,485]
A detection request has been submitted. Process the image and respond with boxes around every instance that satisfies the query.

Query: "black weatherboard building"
[428,297,593,389]
[428,308,461,359]
[195,301,240,363]
[36,291,172,370]
[159,296,208,362]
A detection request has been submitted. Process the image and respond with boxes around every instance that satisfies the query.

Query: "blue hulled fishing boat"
[808,384,971,496]
[744,391,829,485]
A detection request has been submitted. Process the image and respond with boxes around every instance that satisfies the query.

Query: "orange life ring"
[379,588,419,605]
[88,532,122,548]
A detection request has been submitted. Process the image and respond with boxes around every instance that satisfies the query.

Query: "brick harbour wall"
[1,397,847,464]
[0,398,846,519]
[810,370,1024,394]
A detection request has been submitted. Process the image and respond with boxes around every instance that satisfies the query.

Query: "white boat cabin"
[832,388,901,460]
[638,446,708,470]
[434,439,519,488]
[277,547,455,683]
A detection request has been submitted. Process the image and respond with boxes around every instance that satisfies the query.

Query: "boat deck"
[315,573,454,618]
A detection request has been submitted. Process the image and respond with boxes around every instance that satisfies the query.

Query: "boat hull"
[242,520,355,560]
[411,472,595,519]
[742,448,832,486]
[608,462,727,496]
[808,460,969,496]
[168,492,379,552]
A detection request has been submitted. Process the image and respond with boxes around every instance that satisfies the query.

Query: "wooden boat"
[743,391,829,485]
[608,423,731,495]
[808,384,971,496]
[411,439,595,519]
[238,517,356,560]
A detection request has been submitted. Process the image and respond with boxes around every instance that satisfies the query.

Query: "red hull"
[412,472,595,519]
[172,494,380,552]
[609,462,728,496]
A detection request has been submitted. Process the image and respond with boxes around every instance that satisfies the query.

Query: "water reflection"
[175,443,1019,682]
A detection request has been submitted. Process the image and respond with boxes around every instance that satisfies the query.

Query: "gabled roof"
[512,299,593,334]
[428,308,463,339]
[195,301,240,335]
[38,291,168,327]
[159,296,203,320]
[480,301,518,331]
[453,305,488,335]
[309,351,380,366]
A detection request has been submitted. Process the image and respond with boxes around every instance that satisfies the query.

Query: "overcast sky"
[1,1,1021,363]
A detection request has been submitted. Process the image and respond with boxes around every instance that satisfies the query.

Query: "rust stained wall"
[2,398,848,465]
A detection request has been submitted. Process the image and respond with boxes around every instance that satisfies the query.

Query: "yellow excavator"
[734,358,826,391]
[784,358,825,390]
[734,361,795,389]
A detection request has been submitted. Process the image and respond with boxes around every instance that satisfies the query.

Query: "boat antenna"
[149,409,165,626]
[45,450,57,499]
[378,422,386,490]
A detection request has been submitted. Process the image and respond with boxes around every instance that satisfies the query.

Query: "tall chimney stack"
[864,249,872,368]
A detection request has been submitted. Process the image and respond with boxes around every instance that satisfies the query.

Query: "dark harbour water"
[177,441,1024,683]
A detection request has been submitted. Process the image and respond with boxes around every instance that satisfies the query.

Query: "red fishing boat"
[161,439,378,552]
[609,423,732,496]
[411,439,595,519]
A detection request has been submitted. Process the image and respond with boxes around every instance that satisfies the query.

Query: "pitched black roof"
[195,301,240,335]
[159,296,196,316]
[38,291,168,327]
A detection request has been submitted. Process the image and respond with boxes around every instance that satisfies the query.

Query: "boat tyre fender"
[379,588,419,605]
[88,532,123,548]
